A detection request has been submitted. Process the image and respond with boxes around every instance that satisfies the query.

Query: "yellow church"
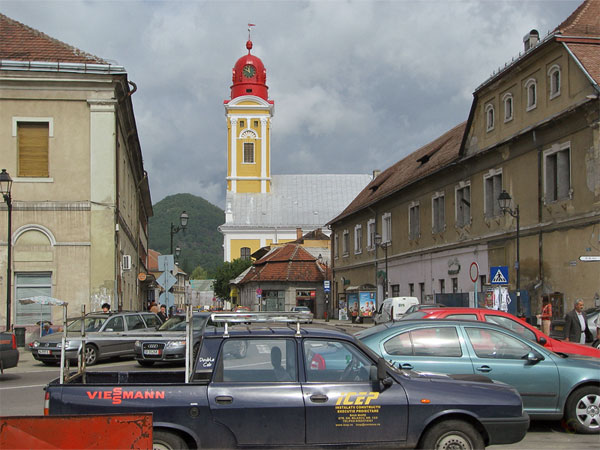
[219,39,372,262]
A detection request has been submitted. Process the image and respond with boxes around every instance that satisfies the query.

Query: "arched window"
[548,65,561,99]
[525,78,537,111]
[502,93,513,122]
[485,104,495,131]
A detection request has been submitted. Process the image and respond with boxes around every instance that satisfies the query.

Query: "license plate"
[144,349,161,355]
[37,349,51,355]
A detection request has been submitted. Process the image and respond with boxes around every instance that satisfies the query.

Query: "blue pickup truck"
[45,318,529,449]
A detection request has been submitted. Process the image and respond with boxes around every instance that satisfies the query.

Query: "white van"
[373,297,420,324]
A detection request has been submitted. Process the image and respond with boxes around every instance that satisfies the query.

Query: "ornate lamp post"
[498,190,521,315]
[175,245,181,259]
[374,233,389,300]
[170,211,189,255]
[0,169,13,330]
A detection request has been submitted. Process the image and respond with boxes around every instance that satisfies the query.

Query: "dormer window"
[525,78,537,111]
[502,93,513,122]
[548,65,561,99]
[485,104,495,132]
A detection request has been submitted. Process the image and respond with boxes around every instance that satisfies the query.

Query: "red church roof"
[229,39,269,101]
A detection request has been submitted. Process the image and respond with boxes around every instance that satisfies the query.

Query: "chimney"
[372,169,381,179]
[523,29,539,51]
[296,228,303,240]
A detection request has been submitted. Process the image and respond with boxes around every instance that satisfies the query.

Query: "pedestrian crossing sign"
[490,266,509,284]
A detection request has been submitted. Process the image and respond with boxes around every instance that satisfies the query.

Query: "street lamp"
[374,233,389,300]
[498,190,521,315]
[0,169,13,330]
[175,245,181,259]
[170,211,189,255]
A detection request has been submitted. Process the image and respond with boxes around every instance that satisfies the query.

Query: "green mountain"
[149,193,224,275]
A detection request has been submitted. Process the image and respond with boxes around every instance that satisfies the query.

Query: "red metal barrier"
[0,414,152,449]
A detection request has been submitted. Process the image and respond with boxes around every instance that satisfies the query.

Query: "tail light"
[44,391,50,416]
[11,333,17,350]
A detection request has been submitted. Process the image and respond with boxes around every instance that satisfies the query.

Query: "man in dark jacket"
[564,299,592,344]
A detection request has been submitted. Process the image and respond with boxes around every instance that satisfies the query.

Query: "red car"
[407,307,600,358]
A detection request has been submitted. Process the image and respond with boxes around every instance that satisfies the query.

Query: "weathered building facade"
[0,14,152,331]
[329,0,600,319]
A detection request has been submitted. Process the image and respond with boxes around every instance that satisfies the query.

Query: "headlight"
[33,341,40,348]
[166,340,186,349]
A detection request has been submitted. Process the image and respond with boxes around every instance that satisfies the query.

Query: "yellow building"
[220,39,371,261]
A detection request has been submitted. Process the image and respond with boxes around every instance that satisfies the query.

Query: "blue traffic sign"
[490,266,509,285]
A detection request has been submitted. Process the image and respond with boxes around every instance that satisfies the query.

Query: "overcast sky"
[2,0,582,209]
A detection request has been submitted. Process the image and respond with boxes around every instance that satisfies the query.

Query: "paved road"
[1,328,599,449]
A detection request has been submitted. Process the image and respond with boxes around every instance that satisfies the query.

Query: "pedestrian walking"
[564,299,592,344]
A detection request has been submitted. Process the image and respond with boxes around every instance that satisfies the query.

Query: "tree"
[213,258,252,299]
[190,265,209,280]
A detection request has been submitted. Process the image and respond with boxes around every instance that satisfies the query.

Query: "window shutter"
[18,122,49,177]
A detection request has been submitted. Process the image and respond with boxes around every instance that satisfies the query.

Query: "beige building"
[329,0,599,319]
[0,14,152,333]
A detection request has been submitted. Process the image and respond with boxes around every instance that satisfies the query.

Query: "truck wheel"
[418,420,484,450]
[137,360,155,367]
[153,430,188,450]
[84,345,99,366]
[565,386,600,434]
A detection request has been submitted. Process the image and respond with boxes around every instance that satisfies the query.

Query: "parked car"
[134,312,223,366]
[290,306,314,323]
[373,297,419,324]
[356,319,600,434]
[0,331,19,372]
[410,307,600,358]
[46,314,529,449]
[31,311,163,366]
[402,303,446,316]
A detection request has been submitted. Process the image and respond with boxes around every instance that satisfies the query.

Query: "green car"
[356,319,600,434]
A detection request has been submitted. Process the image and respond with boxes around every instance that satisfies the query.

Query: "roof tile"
[0,13,107,64]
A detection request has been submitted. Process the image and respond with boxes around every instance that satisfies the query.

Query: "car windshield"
[67,317,107,332]
[158,316,207,331]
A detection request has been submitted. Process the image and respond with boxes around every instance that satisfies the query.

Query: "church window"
[240,247,251,261]
[254,120,259,127]
[243,143,255,163]
[239,120,245,127]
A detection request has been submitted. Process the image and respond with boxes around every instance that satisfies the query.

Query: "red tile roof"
[555,0,600,85]
[240,244,327,283]
[0,13,107,64]
[329,122,465,223]
[556,0,600,37]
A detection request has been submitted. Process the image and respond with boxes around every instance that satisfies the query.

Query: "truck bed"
[50,370,188,385]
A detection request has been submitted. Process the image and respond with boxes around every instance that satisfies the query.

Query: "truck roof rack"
[210,312,308,337]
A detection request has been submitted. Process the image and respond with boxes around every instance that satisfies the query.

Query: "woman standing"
[540,295,552,335]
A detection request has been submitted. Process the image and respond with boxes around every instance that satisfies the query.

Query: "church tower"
[224,39,274,194]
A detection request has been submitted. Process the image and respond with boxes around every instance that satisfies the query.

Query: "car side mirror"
[373,357,393,388]
[526,351,544,364]
[538,336,547,345]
